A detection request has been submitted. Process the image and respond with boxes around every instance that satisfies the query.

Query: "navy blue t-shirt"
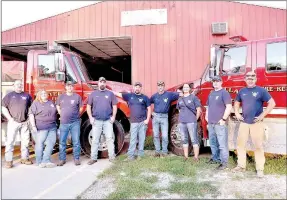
[207,89,232,124]
[122,93,151,123]
[29,100,57,130]
[56,93,82,124]
[177,94,201,123]
[87,90,118,121]
[150,91,179,114]
[235,86,272,124]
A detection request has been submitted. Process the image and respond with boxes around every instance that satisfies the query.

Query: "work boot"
[154,152,161,158]
[5,161,13,169]
[20,159,33,165]
[161,153,168,158]
[206,158,219,164]
[74,159,81,166]
[232,166,246,173]
[87,159,97,165]
[57,160,66,166]
[257,170,264,178]
[216,164,228,170]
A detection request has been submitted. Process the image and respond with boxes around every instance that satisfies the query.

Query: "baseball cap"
[211,75,222,82]
[65,81,74,86]
[157,81,165,86]
[99,77,106,82]
[134,82,142,87]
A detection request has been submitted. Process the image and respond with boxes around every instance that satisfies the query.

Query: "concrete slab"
[2,151,112,199]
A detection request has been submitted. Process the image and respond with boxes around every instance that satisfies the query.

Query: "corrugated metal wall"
[2,1,286,95]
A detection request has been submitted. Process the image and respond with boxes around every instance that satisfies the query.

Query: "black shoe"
[206,159,218,164]
[216,164,228,170]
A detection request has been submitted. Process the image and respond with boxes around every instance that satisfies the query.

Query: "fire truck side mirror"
[55,53,65,72]
[210,47,217,68]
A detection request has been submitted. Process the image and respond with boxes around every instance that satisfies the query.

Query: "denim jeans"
[33,128,56,164]
[179,122,198,147]
[127,122,147,158]
[91,120,115,160]
[152,113,169,154]
[59,120,81,161]
[208,124,229,165]
[5,120,30,161]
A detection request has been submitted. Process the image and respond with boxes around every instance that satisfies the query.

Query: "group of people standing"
[2,71,275,178]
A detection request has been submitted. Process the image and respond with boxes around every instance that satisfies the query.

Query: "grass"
[84,151,286,199]
[229,153,287,175]
[99,155,217,199]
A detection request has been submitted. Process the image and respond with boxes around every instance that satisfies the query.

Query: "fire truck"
[167,36,286,156]
[1,48,133,158]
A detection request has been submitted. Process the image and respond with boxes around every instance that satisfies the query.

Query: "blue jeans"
[152,113,169,154]
[127,122,147,158]
[59,120,81,161]
[208,124,229,165]
[33,128,56,164]
[179,122,198,147]
[91,120,115,160]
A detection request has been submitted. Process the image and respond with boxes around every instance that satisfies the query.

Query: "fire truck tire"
[80,119,125,158]
[169,111,203,156]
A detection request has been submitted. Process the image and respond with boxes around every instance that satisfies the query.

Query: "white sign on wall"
[121,9,167,27]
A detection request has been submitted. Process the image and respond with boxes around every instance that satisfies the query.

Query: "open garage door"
[1,41,48,61]
[56,37,131,84]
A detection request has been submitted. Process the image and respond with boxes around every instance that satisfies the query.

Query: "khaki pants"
[237,122,265,171]
[5,120,30,162]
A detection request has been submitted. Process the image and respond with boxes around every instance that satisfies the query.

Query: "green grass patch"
[144,136,155,150]
[229,154,287,175]
[169,181,218,198]
[99,155,218,199]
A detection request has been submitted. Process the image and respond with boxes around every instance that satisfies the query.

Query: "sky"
[1,1,286,31]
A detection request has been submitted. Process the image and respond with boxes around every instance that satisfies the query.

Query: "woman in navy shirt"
[29,90,57,168]
[177,84,202,161]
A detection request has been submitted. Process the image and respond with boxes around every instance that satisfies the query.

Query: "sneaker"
[87,159,97,165]
[57,160,66,166]
[257,170,264,178]
[216,164,228,170]
[206,159,219,164]
[154,152,161,158]
[20,159,33,165]
[39,163,46,168]
[74,159,81,166]
[5,161,13,169]
[232,166,246,172]
[45,162,56,168]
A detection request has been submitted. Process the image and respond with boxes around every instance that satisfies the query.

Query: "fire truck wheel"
[80,119,125,158]
[169,110,203,156]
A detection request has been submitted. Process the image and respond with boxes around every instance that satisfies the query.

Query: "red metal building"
[1,1,286,95]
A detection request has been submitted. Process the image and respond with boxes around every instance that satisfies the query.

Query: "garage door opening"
[56,37,132,84]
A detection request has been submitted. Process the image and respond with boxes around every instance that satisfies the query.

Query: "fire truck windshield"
[70,55,92,82]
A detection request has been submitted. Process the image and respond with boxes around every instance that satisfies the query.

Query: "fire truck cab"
[168,36,286,156]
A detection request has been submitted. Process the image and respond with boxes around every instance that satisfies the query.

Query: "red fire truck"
[167,36,286,156]
[1,48,133,158]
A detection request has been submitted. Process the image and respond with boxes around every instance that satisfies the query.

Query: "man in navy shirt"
[232,71,275,178]
[150,81,179,157]
[56,81,83,166]
[205,76,232,170]
[87,77,118,164]
[2,80,33,168]
[113,82,151,161]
